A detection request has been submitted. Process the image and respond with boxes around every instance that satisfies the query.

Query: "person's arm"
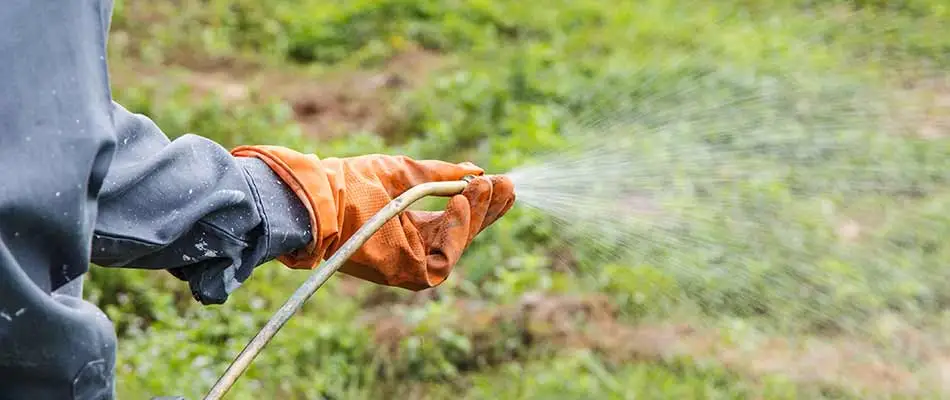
[90,102,313,305]
[93,102,516,303]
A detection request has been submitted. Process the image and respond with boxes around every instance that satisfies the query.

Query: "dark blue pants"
[0,2,311,398]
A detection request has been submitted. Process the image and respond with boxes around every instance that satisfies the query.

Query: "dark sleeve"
[1,1,122,398]
[91,102,313,305]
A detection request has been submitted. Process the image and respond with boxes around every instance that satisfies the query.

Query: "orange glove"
[231,146,515,290]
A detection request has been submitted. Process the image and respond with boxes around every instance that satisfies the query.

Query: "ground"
[91,0,950,398]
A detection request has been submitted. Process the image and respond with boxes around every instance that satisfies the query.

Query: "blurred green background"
[91,0,950,398]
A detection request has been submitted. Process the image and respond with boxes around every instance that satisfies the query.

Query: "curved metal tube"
[203,178,472,400]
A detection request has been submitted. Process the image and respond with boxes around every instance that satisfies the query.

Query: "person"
[0,1,515,399]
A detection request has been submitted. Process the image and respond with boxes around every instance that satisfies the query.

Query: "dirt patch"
[357,292,950,397]
[835,218,863,242]
[109,49,448,140]
[287,50,446,139]
[108,60,255,103]
[882,72,950,139]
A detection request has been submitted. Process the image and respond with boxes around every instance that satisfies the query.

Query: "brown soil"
[882,72,950,139]
[109,49,448,140]
[286,50,447,140]
[356,292,950,398]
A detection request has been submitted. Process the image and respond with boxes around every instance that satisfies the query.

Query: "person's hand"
[231,146,515,290]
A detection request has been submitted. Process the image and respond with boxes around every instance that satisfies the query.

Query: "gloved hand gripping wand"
[202,176,476,400]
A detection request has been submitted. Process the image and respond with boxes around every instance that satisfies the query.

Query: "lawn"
[93,0,950,398]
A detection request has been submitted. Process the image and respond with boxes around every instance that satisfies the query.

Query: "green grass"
[433,351,827,400]
[95,0,950,398]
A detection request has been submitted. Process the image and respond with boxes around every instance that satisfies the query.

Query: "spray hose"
[201,176,476,400]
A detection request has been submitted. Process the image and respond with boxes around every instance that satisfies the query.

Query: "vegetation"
[93,0,949,398]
